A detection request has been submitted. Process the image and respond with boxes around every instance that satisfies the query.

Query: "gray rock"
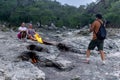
[37,54,73,70]
[53,57,72,70]
[1,28,120,80]
[4,62,45,80]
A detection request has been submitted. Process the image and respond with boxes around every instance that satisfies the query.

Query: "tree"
[0,0,119,28]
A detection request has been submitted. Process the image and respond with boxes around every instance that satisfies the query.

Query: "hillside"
[0,0,120,28]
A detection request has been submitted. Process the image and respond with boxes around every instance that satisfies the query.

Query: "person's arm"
[26,29,30,36]
[90,21,96,32]
[90,25,93,32]
[27,29,33,38]
[18,27,23,32]
[18,27,21,32]
[24,27,27,32]
[33,29,36,34]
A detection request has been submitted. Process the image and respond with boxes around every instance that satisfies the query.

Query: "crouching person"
[17,22,27,41]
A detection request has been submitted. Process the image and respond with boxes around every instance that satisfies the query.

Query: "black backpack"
[95,21,107,40]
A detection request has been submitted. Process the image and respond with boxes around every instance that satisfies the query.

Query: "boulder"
[53,57,73,70]
[37,54,73,70]
[1,62,45,80]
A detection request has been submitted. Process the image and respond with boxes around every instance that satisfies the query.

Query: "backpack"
[95,21,107,40]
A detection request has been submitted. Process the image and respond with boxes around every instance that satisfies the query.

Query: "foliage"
[0,0,119,28]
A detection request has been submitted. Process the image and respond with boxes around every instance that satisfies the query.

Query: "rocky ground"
[0,28,120,80]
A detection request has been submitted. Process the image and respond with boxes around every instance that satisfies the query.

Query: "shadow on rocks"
[18,51,73,71]
[17,44,74,71]
[27,44,49,53]
[57,43,81,54]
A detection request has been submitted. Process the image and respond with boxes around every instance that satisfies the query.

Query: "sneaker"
[83,60,90,64]
[102,61,106,65]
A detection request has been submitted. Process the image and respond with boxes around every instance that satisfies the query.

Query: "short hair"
[22,22,25,25]
[29,23,32,26]
[95,14,102,19]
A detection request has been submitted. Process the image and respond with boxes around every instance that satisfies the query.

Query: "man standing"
[85,14,105,64]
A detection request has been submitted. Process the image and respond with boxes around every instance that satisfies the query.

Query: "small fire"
[31,57,38,63]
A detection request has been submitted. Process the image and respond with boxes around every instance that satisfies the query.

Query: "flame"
[31,57,37,63]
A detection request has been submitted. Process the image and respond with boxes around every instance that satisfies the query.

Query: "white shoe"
[83,60,90,64]
[102,61,106,65]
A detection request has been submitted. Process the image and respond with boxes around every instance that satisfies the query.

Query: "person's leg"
[86,49,91,62]
[17,33,21,39]
[43,40,57,45]
[20,32,24,39]
[84,40,97,63]
[31,37,37,41]
[83,49,91,63]
[99,50,105,64]
[29,35,37,41]
[97,40,105,64]
[22,31,27,38]
[20,31,24,39]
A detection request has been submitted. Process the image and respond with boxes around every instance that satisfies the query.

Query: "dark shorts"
[88,39,104,50]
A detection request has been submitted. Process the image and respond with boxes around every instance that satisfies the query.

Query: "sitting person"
[27,24,36,41]
[27,24,57,45]
[17,22,27,40]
